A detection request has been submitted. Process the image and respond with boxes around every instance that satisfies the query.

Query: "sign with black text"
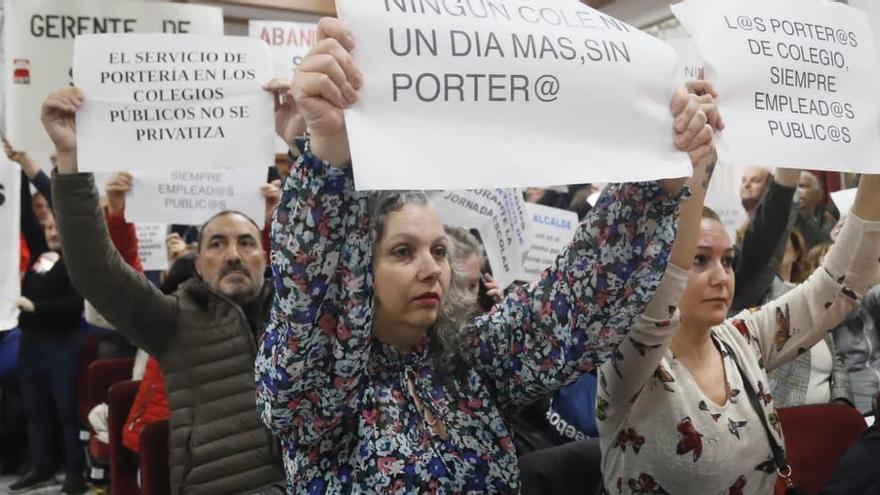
[672,0,880,172]
[73,34,275,172]
[125,168,266,228]
[336,0,690,190]
[428,189,531,288]
[3,0,222,152]
[136,223,170,272]
[522,203,578,281]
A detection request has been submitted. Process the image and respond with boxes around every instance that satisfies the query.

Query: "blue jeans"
[0,329,21,376]
[17,332,85,478]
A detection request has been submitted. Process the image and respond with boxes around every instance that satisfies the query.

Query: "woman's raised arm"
[255,18,371,445]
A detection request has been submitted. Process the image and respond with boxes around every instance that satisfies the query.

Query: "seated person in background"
[768,230,853,408]
[806,242,832,278]
[796,171,837,251]
[598,164,880,493]
[122,356,170,455]
[444,226,502,312]
[828,212,880,414]
[834,283,880,414]
[43,86,288,494]
[780,229,810,285]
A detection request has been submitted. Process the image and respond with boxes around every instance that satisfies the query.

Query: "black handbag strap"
[718,339,792,480]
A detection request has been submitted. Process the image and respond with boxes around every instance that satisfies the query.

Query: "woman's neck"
[373,323,425,353]
[670,320,716,363]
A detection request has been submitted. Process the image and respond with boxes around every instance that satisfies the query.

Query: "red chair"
[108,380,141,495]
[77,334,101,424]
[83,357,135,485]
[139,419,170,495]
[108,380,171,495]
[774,403,867,495]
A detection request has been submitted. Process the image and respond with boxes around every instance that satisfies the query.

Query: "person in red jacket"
[122,357,169,454]
[19,234,30,276]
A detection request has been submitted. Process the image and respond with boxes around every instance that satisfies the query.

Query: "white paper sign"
[248,20,317,79]
[126,168,266,228]
[672,0,880,172]
[3,0,223,152]
[522,203,578,281]
[428,189,531,289]
[336,0,690,190]
[248,20,317,154]
[667,37,704,88]
[0,159,21,331]
[136,223,169,272]
[831,187,858,216]
[73,34,274,173]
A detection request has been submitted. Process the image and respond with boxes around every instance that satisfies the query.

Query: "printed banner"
[3,0,223,152]
[136,223,170,272]
[73,34,275,173]
[428,189,530,289]
[522,203,578,281]
[125,168,267,228]
[0,159,21,331]
[336,0,690,190]
[672,0,880,172]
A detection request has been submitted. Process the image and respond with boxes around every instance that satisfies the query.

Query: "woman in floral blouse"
[598,163,880,493]
[255,18,719,493]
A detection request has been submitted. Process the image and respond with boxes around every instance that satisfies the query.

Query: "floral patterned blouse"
[597,213,880,494]
[255,138,685,493]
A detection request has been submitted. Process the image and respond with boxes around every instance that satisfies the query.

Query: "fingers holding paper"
[41,87,84,173]
[670,82,721,168]
[292,17,362,166]
[263,79,306,151]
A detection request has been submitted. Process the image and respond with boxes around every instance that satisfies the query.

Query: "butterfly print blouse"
[598,212,880,494]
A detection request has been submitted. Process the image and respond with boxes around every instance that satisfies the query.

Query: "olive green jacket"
[54,173,283,494]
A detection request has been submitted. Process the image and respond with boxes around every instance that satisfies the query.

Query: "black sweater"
[19,255,83,340]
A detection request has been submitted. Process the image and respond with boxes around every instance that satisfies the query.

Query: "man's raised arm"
[45,87,177,357]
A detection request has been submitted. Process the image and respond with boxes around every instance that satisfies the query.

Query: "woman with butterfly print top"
[598,170,880,494]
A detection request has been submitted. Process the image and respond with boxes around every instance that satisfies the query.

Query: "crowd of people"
[0,14,879,495]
